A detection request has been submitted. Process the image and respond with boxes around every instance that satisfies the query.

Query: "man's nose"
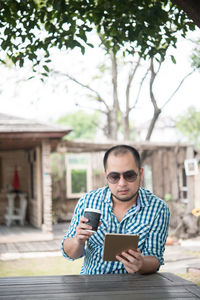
[118,175,127,185]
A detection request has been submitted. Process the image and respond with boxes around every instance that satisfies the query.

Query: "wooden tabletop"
[0,272,199,299]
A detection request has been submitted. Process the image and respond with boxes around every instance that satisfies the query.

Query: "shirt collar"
[138,187,150,208]
[103,186,149,209]
[103,186,112,203]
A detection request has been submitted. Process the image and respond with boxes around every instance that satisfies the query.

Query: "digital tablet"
[103,233,140,261]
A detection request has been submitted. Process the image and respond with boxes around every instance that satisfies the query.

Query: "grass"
[183,251,200,258]
[0,256,84,277]
[0,256,199,287]
[176,272,200,286]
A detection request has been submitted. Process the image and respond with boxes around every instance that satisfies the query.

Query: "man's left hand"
[116,249,144,274]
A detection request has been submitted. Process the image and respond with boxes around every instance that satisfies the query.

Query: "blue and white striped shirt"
[61,186,170,275]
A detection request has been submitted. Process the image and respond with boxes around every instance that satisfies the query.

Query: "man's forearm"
[138,255,159,274]
[63,237,85,259]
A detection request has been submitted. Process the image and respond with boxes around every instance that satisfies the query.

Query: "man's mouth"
[118,190,129,194]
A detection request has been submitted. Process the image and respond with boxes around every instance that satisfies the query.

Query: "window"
[66,153,92,198]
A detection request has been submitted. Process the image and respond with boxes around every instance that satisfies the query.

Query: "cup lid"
[84,208,101,214]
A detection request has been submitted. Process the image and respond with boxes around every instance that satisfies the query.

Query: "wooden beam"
[56,140,192,153]
[0,132,70,139]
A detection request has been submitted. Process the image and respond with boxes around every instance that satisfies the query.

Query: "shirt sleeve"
[142,203,170,267]
[61,195,86,261]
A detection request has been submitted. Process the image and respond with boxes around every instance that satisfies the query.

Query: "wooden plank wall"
[52,145,199,223]
[149,148,185,201]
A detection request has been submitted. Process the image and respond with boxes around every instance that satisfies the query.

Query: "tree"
[57,110,99,140]
[144,56,195,141]
[175,106,200,149]
[191,39,200,69]
[52,42,195,142]
[0,0,196,75]
[174,40,200,148]
[0,1,197,142]
[53,50,142,140]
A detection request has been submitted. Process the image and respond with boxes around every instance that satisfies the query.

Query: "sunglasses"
[106,170,138,184]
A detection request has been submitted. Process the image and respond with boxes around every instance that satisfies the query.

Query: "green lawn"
[0,256,84,277]
[0,256,199,287]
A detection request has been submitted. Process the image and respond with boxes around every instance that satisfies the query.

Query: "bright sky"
[0,29,199,142]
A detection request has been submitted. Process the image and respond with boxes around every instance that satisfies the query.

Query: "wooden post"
[36,146,42,227]
[186,146,195,213]
[41,140,52,232]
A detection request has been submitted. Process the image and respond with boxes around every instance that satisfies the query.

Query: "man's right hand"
[75,216,93,244]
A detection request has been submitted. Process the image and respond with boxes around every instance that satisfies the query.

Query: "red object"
[13,167,20,191]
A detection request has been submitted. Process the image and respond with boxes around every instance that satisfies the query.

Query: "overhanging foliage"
[0,0,196,74]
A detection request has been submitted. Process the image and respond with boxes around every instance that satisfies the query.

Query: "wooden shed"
[0,113,71,232]
[53,140,200,225]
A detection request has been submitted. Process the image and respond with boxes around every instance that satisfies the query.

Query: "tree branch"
[145,58,161,141]
[51,69,110,111]
[110,51,120,111]
[129,68,149,112]
[161,70,195,110]
[126,57,141,115]
[74,103,108,115]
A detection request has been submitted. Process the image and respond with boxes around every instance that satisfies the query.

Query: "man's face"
[105,151,143,203]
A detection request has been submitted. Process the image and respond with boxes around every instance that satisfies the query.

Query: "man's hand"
[116,249,144,274]
[75,216,93,244]
[116,249,160,274]
[63,216,93,259]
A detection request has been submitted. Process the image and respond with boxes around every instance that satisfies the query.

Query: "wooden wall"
[149,148,184,200]
[52,146,196,223]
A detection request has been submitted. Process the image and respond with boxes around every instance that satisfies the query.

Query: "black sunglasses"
[107,170,138,184]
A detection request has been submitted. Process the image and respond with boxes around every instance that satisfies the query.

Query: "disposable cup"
[84,208,101,232]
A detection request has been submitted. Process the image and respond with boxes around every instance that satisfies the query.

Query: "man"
[61,145,170,275]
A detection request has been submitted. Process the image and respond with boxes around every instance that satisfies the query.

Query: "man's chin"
[112,192,138,202]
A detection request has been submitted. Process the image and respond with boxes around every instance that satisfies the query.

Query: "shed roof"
[0,113,72,136]
[0,113,72,151]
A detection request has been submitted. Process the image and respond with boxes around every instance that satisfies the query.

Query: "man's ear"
[140,167,144,179]
[139,167,144,186]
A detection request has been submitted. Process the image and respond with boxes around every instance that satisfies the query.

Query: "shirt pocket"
[125,222,150,248]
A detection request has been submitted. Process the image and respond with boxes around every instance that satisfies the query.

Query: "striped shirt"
[61,186,170,275]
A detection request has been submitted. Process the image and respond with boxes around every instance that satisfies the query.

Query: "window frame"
[66,153,92,198]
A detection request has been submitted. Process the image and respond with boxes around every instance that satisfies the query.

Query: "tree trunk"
[123,115,130,140]
[145,58,161,141]
[110,51,120,140]
[124,57,141,140]
[145,109,161,141]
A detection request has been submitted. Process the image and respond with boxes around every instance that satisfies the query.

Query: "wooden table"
[0,272,200,299]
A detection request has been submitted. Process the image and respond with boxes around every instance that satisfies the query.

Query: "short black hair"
[103,144,141,170]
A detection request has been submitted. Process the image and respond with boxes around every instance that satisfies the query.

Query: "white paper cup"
[84,208,101,232]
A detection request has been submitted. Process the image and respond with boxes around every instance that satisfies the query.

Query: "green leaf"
[170,55,176,64]
[43,65,50,72]
[41,72,48,77]
[19,56,24,67]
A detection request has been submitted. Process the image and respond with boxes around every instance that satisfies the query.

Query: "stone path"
[162,241,200,273]
[0,223,68,260]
